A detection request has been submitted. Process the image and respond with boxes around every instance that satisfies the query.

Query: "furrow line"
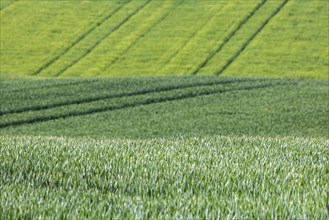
[191,0,267,75]
[215,0,288,75]
[54,0,152,77]
[0,83,274,129]
[31,0,130,76]
[155,1,229,74]
[0,79,254,116]
[105,0,185,70]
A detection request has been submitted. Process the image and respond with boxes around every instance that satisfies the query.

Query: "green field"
[0,77,328,138]
[1,0,329,219]
[1,135,328,219]
[1,77,328,218]
[0,0,328,78]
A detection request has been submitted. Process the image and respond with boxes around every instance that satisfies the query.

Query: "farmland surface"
[1,135,328,219]
[1,0,328,78]
[1,0,328,219]
[1,77,328,138]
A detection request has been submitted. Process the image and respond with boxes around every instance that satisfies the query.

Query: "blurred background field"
[1,0,328,78]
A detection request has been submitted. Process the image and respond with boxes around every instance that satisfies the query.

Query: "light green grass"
[0,0,122,75]
[221,1,329,79]
[197,0,285,76]
[1,135,328,219]
[1,0,327,78]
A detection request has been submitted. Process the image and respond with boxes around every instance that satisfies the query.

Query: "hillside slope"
[1,0,328,78]
[1,77,328,138]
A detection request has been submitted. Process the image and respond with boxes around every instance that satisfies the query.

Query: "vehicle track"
[0,79,255,116]
[191,0,267,75]
[54,0,152,77]
[0,83,275,129]
[155,1,229,74]
[31,0,131,76]
[215,0,288,75]
[104,0,185,72]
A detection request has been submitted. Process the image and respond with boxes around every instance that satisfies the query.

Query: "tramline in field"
[0,0,327,78]
[0,0,328,219]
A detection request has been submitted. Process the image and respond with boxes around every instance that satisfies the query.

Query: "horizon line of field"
[25,0,287,77]
[1,78,100,94]
[0,82,280,129]
[0,78,257,116]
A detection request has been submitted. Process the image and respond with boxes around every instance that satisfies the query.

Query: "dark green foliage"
[1,76,328,138]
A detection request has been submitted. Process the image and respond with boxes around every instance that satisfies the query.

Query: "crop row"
[218,0,329,79]
[1,0,327,78]
[31,0,130,76]
[95,0,262,77]
[0,0,264,77]
[196,0,288,75]
[1,1,119,75]
[48,0,152,77]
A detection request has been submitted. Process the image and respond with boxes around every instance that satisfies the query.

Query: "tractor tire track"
[191,0,267,76]
[155,1,229,74]
[215,0,289,75]
[0,79,256,116]
[54,0,152,77]
[31,0,130,76]
[0,83,276,129]
[104,0,185,71]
